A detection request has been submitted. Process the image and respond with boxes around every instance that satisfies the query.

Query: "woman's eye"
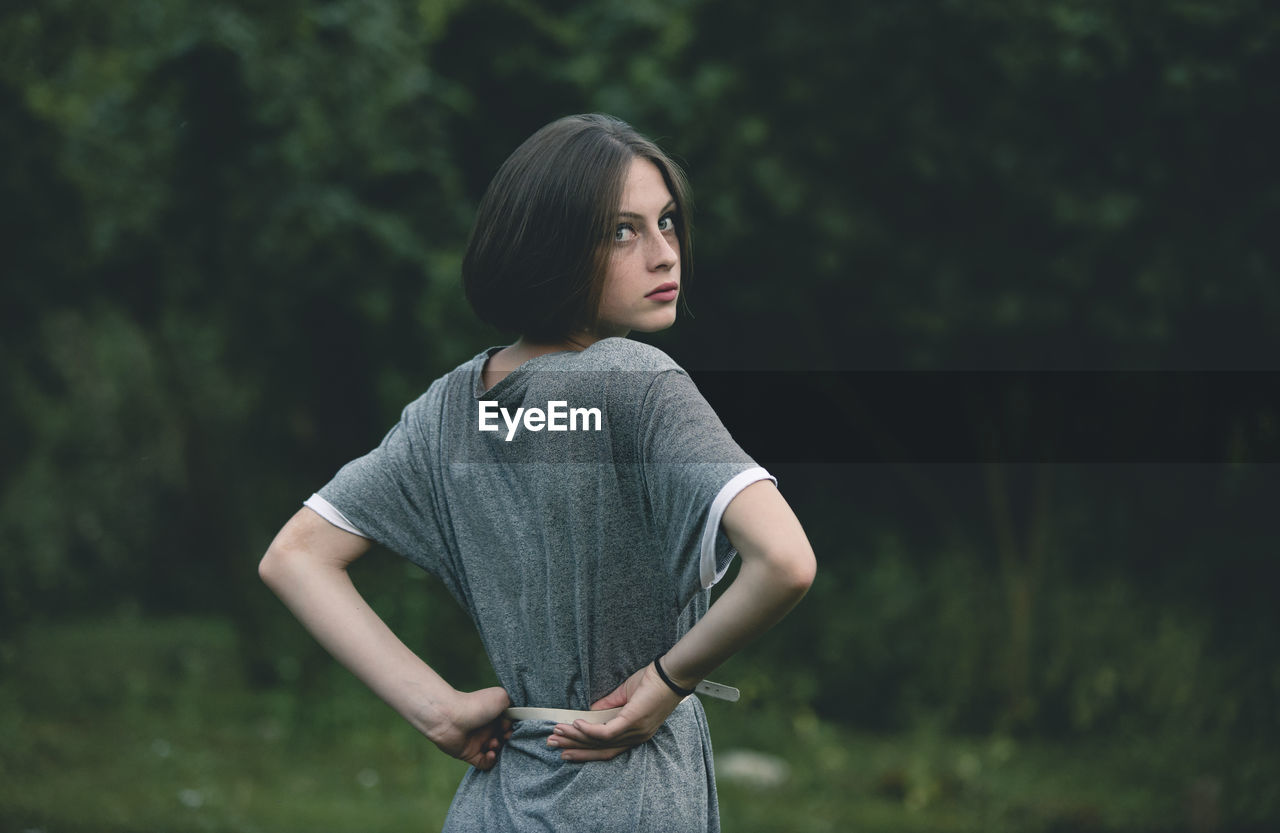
[614,224,636,242]
[658,214,676,232]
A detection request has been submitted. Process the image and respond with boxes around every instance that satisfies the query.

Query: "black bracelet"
[653,653,697,697]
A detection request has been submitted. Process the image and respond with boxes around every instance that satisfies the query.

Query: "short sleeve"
[303,493,366,537]
[312,394,453,587]
[637,370,774,596]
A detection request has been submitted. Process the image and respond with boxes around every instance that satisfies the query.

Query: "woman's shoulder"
[574,337,684,374]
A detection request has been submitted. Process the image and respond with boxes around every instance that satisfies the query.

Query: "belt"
[505,680,739,723]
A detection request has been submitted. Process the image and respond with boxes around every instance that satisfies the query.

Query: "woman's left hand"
[547,663,683,762]
[425,686,514,770]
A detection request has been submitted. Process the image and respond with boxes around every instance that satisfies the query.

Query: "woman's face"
[592,157,681,339]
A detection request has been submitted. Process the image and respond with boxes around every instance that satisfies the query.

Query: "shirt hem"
[304,493,370,539]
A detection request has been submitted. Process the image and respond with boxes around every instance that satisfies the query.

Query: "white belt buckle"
[694,679,740,702]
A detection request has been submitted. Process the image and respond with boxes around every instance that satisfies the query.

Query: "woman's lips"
[646,282,679,302]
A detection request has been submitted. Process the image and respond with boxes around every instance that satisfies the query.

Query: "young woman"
[259,114,815,831]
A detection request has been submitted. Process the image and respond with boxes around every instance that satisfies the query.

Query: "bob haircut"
[462,114,693,342]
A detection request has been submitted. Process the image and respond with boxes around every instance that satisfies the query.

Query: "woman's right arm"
[658,479,816,684]
[548,479,815,760]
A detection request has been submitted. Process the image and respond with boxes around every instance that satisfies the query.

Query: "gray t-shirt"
[311,337,772,832]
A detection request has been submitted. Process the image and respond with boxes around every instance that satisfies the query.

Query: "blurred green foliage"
[1,0,1277,779]
[3,615,1276,831]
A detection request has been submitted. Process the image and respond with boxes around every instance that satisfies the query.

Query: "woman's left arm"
[259,507,511,769]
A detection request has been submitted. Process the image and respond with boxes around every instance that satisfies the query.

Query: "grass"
[0,616,467,832]
[0,614,1274,832]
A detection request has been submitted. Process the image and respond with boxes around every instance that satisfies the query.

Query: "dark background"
[2,1,1277,829]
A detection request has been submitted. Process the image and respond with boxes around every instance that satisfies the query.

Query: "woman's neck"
[481,333,625,392]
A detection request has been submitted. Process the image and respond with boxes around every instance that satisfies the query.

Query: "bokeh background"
[2,1,1278,831]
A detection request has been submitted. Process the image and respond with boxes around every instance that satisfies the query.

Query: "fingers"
[469,721,514,770]
[551,717,629,746]
[547,717,652,762]
[473,746,500,770]
[493,715,513,738]
[546,724,634,761]
[456,710,515,771]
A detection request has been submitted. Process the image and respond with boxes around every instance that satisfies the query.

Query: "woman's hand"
[547,663,684,762]
[425,686,514,771]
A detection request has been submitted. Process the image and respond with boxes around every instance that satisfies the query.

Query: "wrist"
[653,653,698,697]
[412,685,462,742]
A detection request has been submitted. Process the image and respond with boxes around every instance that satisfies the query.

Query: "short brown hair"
[462,114,692,341]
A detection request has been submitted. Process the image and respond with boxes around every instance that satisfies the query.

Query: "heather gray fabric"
[315,337,763,832]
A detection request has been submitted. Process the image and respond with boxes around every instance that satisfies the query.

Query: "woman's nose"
[648,229,678,270]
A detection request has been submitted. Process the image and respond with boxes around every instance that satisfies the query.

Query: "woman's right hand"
[546,663,684,762]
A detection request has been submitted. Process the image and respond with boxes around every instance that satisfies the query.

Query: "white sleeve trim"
[303,493,370,539]
[699,466,776,590]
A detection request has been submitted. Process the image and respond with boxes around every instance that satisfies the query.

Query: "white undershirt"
[303,493,367,538]
[699,466,775,589]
